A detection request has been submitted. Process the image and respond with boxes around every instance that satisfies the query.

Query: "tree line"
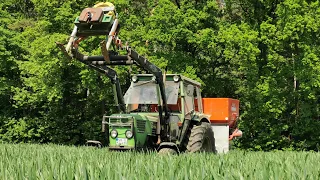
[0,0,320,150]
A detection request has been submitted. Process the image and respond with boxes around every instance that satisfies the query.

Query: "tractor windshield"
[124,80,179,112]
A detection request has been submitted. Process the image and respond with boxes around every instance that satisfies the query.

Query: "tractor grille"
[109,118,118,123]
[136,120,146,133]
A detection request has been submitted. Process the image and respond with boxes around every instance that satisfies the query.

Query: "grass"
[0,143,320,180]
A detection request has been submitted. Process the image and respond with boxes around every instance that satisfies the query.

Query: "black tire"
[187,122,216,153]
[86,141,103,148]
[158,148,177,155]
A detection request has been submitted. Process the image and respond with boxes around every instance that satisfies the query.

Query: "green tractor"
[104,74,216,153]
[57,2,242,154]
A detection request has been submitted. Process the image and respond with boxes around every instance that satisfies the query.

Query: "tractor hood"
[106,113,159,149]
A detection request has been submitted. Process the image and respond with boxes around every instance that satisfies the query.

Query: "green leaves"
[0,118,46,143]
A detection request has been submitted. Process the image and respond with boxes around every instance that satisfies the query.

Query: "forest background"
[1,0,320,151]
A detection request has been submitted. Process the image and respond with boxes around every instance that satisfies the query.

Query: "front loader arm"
[87,64,126,113]
[56,43,128,113]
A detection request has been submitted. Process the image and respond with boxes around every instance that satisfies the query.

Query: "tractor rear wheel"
[158,148,177,155]
[187,122,215,153]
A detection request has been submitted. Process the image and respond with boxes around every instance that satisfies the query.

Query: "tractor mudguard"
[157,142,180,154]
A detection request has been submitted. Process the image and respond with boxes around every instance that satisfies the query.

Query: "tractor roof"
[133,74,201,87]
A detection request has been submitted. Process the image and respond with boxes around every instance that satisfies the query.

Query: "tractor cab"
[124,74,180,113]
[124,74,202,115]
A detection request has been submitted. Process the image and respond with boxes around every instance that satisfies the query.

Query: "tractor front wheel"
[187,122,216,153]
[158,148,177,155]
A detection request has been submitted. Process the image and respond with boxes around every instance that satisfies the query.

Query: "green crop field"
[0,143,319,180]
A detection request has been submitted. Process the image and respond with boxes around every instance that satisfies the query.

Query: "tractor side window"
[184,84,194,116]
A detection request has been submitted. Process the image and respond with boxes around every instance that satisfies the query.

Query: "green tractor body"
[103,74,209,151]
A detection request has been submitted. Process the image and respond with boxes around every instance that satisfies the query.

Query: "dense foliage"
[1,143,320,179]
[1,0,320,150]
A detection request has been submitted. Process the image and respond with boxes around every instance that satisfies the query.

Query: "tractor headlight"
[132,75,138,83]
[110,129,118,138]
[173,75,180,82]
[125,130,133,139]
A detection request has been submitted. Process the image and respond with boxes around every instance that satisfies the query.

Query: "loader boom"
[56,43,127,113]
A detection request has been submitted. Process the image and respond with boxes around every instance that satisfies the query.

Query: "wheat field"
[0,143,319,179]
